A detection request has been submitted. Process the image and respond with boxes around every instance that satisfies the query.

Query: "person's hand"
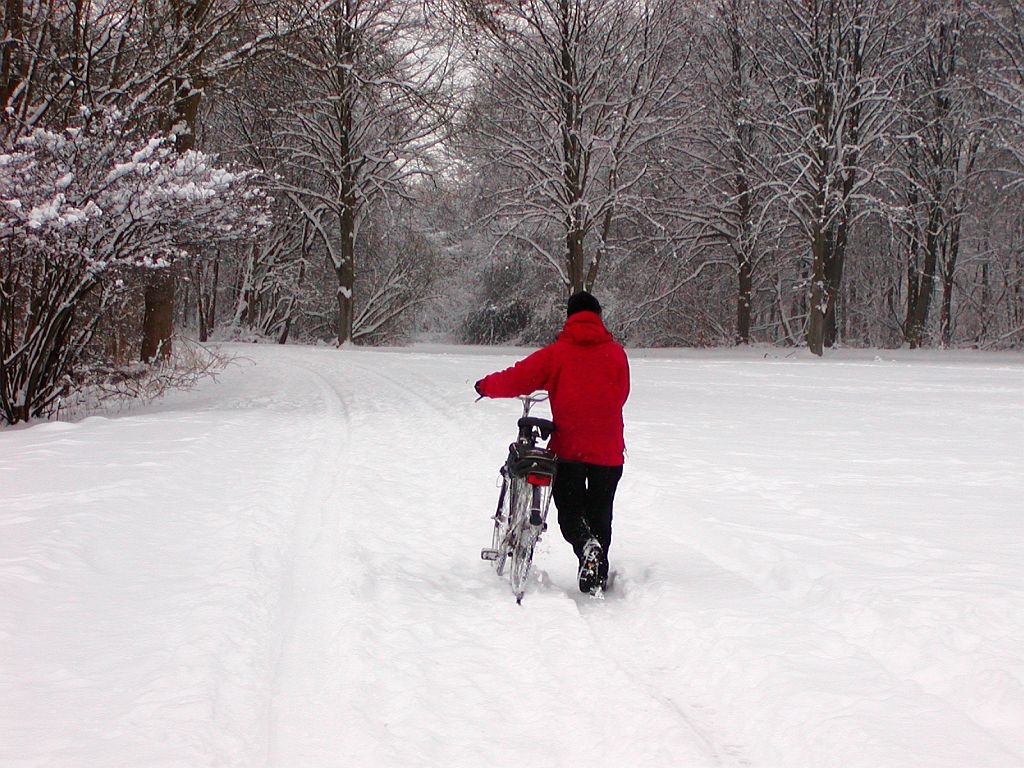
[474,379,485,397]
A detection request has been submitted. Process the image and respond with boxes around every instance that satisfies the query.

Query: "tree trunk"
[940,216,961,346]
[335,205,356,345]
[279,258,305,346]
[732,153,755,344]
[332,6,357,345]
[1,0,24,117]
[278,316,292,345]
[141,271,175,362]
[736,253,753,345]
[139,70,207,355]
[906,204,942,348]
[806,192,830,356]
[976,260,990,344]
[559,0,586,294]
[139,0,213,361]
[194,262,208,343]
[805,61,832,358]
[208,259,219,334]
[823,216,850,348]
[729,2,755,345]
[824,8,864,349]
[806,250,828,357]
[904,228,920,336]
[566,228,585,293]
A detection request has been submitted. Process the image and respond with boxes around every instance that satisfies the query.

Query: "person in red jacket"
[475,291,630,594]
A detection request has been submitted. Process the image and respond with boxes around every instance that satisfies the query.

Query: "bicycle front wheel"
[492,473,512,575]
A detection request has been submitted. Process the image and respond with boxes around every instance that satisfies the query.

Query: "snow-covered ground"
[2,343,1022,767]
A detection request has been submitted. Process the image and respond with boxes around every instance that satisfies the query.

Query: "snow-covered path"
[2,344,1023,767]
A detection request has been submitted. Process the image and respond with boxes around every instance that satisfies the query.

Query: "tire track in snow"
[260,351,353,768]
[264,349,489,767]
[571,590,745,766]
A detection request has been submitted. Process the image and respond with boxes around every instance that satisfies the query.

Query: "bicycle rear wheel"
[509,532,536,603]
[508,483,541,602]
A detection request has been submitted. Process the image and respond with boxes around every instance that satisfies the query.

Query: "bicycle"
[480,393,557,604]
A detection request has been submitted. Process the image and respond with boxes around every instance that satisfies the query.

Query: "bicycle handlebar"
[518,392,548,418]
[518,392,548,404]
[473,389,549,415]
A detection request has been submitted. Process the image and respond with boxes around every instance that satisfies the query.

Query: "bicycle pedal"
[529,510,543,526]
[480,548,500,561]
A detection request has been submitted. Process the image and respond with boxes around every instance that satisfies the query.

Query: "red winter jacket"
[477,311,630,466]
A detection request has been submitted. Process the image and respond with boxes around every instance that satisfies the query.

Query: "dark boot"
[597,551,609,591]
[578,537,603,594]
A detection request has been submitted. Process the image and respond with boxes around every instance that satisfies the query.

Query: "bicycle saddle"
[518,416,556,440]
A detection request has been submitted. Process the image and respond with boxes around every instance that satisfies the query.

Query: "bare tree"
[896,0,986,348]
[269,0,454,344]
[463,0,692,295]
[688,0,783,344]
[5,0,306,134]
[220,216,308,343]
[757,0,908,355]
[981,0,1024,181]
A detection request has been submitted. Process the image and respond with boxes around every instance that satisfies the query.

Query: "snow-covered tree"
[1,0,303,141]
[0,109,267,424]
[4,0,1024,361]
[981,0,1024,181]
[894,0,986,348]
[688,0,785,344]
[222,212,309,343]
[264,0,455,345]
[1,0,317,360]
[463,0,692,295]
[757,0,908,355]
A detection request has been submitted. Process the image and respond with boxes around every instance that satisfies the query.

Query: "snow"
[1,344,1022,767]
[26,193,65,228]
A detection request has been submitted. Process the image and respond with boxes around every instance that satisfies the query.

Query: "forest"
[2,0,1023,423]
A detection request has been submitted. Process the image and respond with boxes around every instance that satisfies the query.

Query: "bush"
[0,109,267,424]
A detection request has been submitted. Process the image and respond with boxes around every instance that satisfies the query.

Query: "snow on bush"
[0,108,269,425]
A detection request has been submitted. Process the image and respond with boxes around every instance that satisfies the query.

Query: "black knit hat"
[566,290,601,318]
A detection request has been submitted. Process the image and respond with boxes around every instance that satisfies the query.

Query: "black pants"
[552,461,623,578]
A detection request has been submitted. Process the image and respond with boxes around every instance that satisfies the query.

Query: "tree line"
[2,0,1023,422]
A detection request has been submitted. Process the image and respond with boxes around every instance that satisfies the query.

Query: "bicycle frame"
[481,393,557,603]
